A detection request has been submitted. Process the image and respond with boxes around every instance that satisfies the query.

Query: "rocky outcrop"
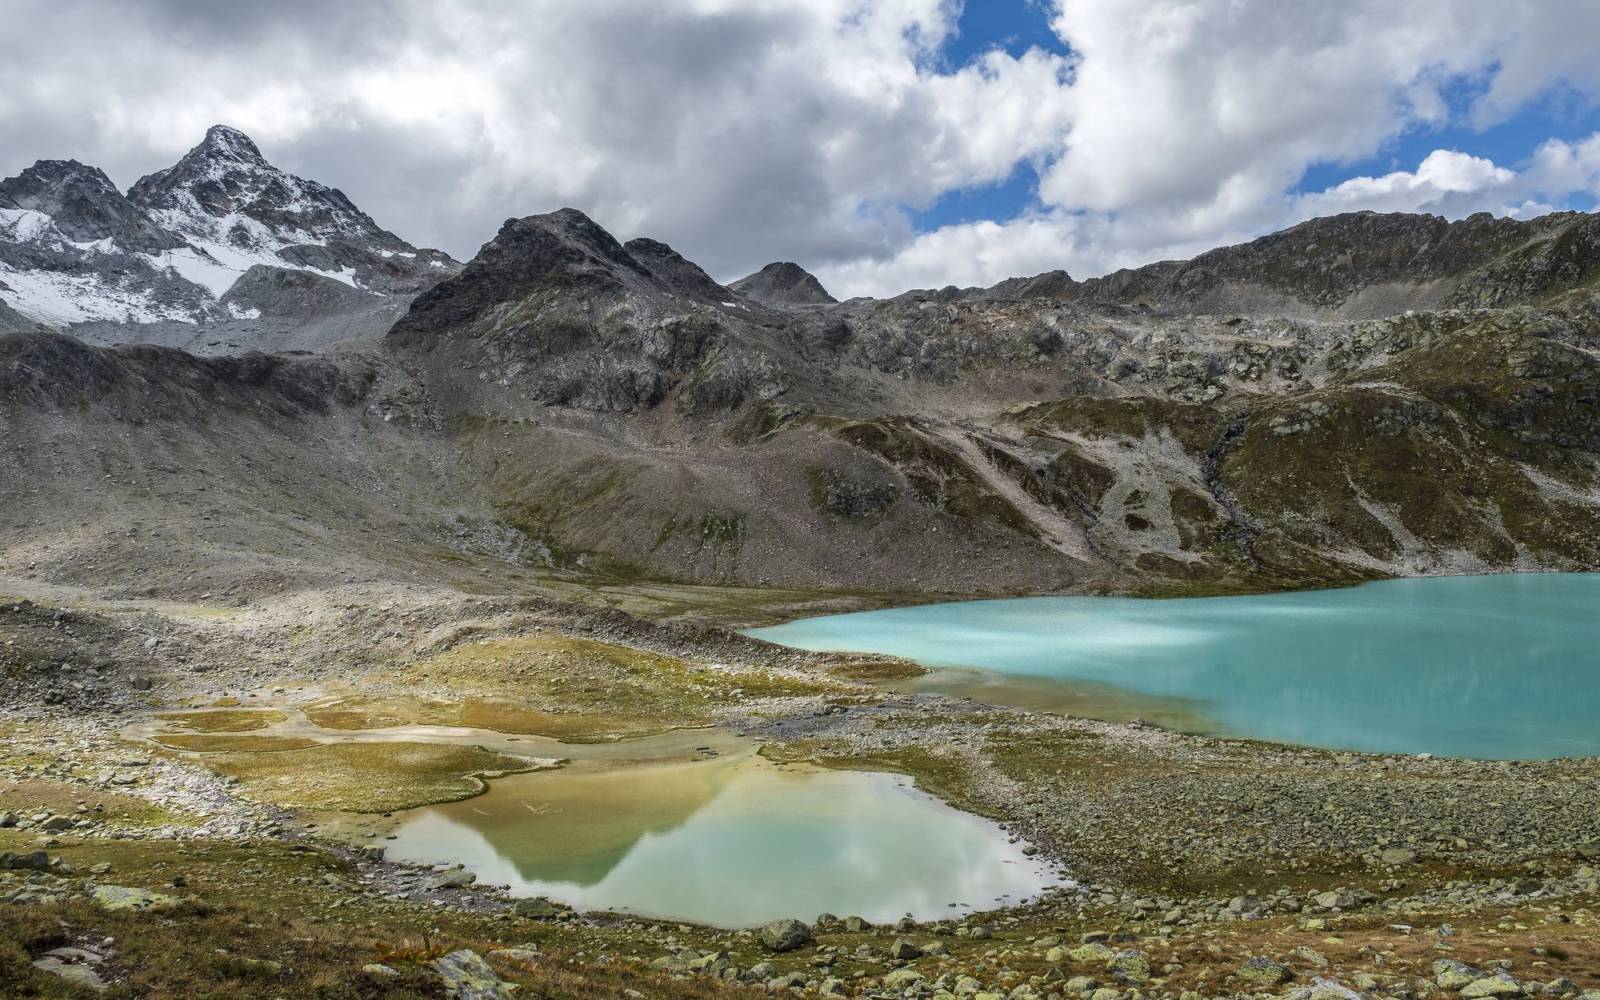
[730,261,837,306]
[389,208,796,414]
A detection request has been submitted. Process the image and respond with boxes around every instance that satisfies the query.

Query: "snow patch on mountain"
[0,261,197,326]
[0,125,458,338]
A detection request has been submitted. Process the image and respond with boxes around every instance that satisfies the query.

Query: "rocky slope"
[6,202,1600,598]
[0,126,458,354]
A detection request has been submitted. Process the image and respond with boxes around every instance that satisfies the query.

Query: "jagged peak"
[0,157,179,251]
[196,124,267,165]
[128,125,282,209]
[2,159,120,197]
[730,260,836,306]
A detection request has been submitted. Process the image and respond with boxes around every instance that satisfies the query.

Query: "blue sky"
[7,0,1600,296]
[916,1,1063,230]
[915,1,1600,234]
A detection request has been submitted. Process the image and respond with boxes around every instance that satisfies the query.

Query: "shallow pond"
[381,755,1059,927]
[747,573,1600,760]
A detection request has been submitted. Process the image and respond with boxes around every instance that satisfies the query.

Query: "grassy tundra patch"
[204,742,539,812]
[153,709,288,733]
[152,734,321,753]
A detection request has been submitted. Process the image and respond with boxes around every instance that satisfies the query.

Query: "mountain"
[729,261,837,306]
[1021,209,1600,318]
[5,199,1600,601]
[0,125,459,353]
[389,208,796,413]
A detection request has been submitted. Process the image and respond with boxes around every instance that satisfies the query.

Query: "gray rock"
[90,885,174,912]
[1291,946,1330,968]
[1109,950,1151,983]
[432,949,516,1000]
[759,918,813,952]
[427,869,477,891]
[511,896,565,919]
[32,952,107,993]
[1071,943,1116,964]
[1236,957,1293,987]
[1436,960,1486,990]
[488,948,540,966]
[889,938,923,960]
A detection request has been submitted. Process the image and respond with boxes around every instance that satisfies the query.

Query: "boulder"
[889,938,922,960]
[1109,950,1151,983]
[31,953,108,993]
[1236,957,1293,987]
[0,850,50,871]
[427,869,477,891]
[1282,978,1368,1000]
[511,896,565,919]
[90,885,174,912]
[759,917,813,952]
[1436,960,1486,991]
[1290,946,1330,969]
[1071,943,1116,964]
[432,949,517,1000]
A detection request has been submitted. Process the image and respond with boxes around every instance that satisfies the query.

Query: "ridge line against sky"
[3,0,1600,299]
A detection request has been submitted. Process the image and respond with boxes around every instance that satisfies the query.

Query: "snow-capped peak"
[197,124,268,165]
[0,125,458,334]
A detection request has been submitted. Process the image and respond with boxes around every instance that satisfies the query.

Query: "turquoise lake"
[746,573,1600,760]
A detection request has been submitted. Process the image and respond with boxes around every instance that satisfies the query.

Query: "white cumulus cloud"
[3,0,1600,300]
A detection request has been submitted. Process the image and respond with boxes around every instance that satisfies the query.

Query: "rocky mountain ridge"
[6,195,1600,598]
[0,125,458,352]
[1002,209,1600,319]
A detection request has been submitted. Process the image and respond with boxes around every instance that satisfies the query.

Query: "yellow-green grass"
[303,694,676,743]
[204,742,540,812]
[312,635,847,740]
[152,734,321,753]
[154,709,287,733]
